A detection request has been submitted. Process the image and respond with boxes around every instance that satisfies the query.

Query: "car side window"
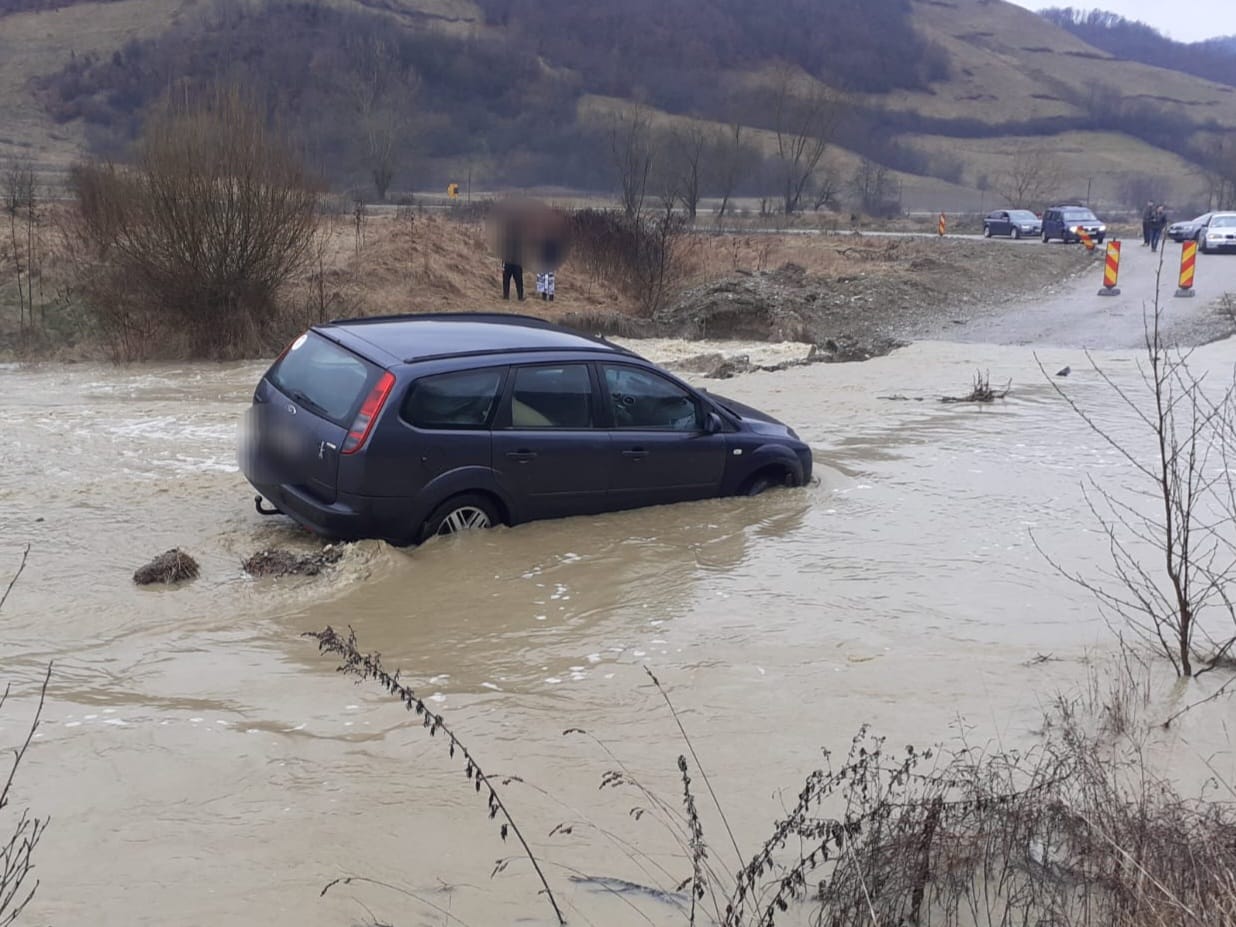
[603,365,701,432]
[403,368,505,429]
[509,364,594,429]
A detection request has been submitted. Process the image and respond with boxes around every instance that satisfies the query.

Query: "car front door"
[600,363,727,510]
[490,363,611,522]
[993,211,1010,235]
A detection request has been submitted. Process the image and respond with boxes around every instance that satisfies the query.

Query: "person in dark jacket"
[1150,204,1168,252]
[1142,201,1155,247]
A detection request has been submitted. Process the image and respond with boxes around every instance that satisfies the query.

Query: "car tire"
[743,470,793,497]
[1042,232,1049,243]
[983,226,992,238]
[1097,235,1104,244]
[420,493,501,542]
[1011,227,1020,240]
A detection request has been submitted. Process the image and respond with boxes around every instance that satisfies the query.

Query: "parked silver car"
[1167,212,1212,243]
[1200,213,1236,253]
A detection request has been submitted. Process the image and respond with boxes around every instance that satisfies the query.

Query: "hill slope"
[1,0,1234,210]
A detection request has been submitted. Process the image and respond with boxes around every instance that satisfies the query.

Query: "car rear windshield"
[267,332,376,425]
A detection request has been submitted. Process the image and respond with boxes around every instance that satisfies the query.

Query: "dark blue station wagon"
[240,314,813,545]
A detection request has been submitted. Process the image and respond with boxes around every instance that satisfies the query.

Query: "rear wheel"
[421,493,500,542]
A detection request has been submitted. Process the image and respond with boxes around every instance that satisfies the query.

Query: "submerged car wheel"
[743,469,794,497]
[422,493,500,542]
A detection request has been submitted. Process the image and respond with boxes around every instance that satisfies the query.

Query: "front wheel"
[421,493,500,542]
[1010,227,1020,240]
[1042,232,1050,243]
[983,226,992,238]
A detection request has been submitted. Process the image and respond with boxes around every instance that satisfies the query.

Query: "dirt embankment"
[1,210,1095,361]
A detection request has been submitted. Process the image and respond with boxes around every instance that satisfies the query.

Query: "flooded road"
[2,336,1234,926]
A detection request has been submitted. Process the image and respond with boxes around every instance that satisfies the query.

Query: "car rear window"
[403,368,506,429]
[267,331,376,425]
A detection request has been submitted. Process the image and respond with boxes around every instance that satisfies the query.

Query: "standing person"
[501,225,524,301]
[1142,201,1155,247]
[1150,204,1167,252]
[536,231,561,302]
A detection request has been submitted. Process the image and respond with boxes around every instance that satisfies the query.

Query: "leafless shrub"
[1039,263,1236,677]
[568,209,696,316]
[940,370,1011,403]
[69,85,320,359]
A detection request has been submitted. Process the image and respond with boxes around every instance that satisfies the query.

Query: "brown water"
[2,340,1234,927]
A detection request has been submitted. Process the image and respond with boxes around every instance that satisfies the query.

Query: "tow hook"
[254,495,281,516]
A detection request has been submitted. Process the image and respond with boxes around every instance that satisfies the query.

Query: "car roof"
[317,312,636,365]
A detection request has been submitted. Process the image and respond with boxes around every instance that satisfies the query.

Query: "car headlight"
[1098,225,1107,232]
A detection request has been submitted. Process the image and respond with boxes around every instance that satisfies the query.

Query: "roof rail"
[401,344,634,364]
[326,312,561,329]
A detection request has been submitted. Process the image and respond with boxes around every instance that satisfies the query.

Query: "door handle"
[506,450,538,462]
[622,448,649,459]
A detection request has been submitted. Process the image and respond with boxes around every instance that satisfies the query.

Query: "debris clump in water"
[133,548,200,585]
[243,546,343,578]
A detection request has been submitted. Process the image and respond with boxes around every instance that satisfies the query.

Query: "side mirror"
[704,411,723,434]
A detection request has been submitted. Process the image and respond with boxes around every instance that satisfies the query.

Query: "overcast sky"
[1005,0,1236,43]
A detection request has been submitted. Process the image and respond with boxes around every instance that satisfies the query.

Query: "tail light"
[342,371,396,455]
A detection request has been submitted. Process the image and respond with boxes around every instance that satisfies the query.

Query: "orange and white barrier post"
[1097,240,1121,296]
[937,212,945,237]
[1175,240,1197,298]
[1077,228,1096,251]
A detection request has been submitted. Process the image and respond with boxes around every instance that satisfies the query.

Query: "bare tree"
[3,163,36,336]
[667,124,710,220]
[769,67,840,215]
[1,548,49,927]
[1041,282,1236,678]
[713,122,756,221]
[850,158,899,217]
[610,110,655,219]
[993,146,1064,209]
[71,86,320,358]
[1196,134,1236,211]
[346,37,417,202]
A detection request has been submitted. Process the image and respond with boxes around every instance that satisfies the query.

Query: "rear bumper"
[250,481,377,541]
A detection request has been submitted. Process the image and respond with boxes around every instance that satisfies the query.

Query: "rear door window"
[403,368,506,429]
[267,332,375,425]
[508,364,594,429]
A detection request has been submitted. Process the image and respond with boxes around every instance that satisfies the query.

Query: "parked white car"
[1200,213,1236,253]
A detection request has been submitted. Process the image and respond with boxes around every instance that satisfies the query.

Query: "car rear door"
[490,362,611,521]
[599,363,726,509]
[247,332,375,504]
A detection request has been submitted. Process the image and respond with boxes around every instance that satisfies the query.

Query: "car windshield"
[1062,209,1097,221]
[1210,215,1236,228]
[1008,210,1038,222]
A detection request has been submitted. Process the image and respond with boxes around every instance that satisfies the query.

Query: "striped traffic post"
[1097,240,1121,296]
[1077,228,1096,251]
[1175,241,1197,298]
[937,212,945,237]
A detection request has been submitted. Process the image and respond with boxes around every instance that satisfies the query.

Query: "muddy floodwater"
[2,336,1235,926]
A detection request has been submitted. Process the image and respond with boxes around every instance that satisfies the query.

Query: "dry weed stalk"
[305,626,565,925]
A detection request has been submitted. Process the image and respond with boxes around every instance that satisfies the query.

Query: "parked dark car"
[982,209,1041,239]
[1166,212,1212,243]
[240,313,813,545]
[1200,212,1236,253]
[1041,205,1106,244]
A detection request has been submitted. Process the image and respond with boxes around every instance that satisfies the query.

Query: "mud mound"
[243,546,343,578]
[133,549,200,585]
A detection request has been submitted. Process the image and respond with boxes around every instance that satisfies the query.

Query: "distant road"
[915,240,1236,349]
[696,225,988,241]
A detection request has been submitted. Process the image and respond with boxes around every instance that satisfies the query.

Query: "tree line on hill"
[1041,8,1236,88]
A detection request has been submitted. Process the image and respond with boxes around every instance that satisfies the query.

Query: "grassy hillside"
[0,0,1232,209]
